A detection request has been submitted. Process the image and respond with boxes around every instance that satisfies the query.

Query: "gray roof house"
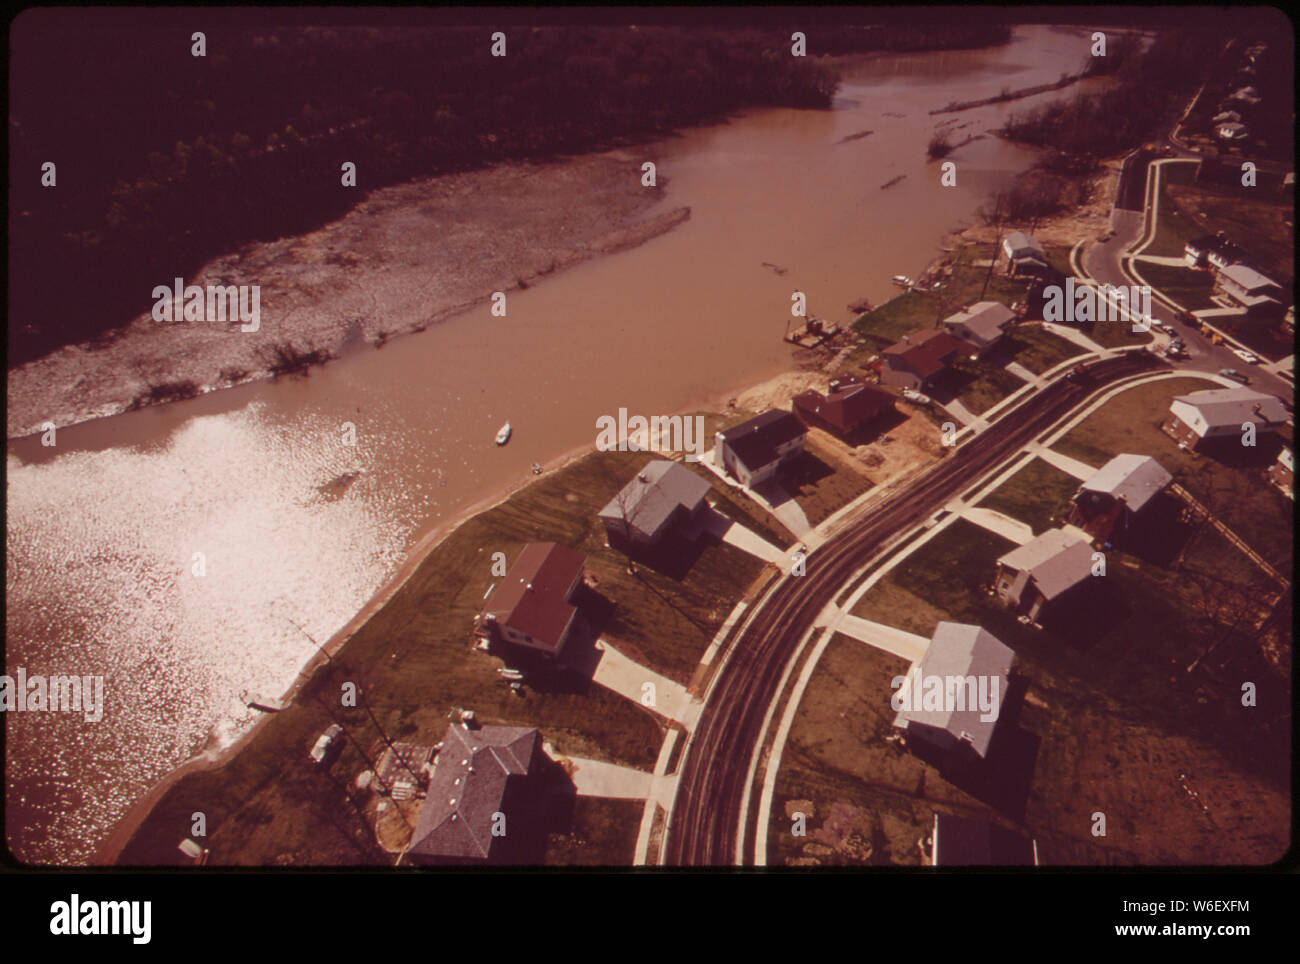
[1069,454,1172,540]
[942,301,1017,351]
[406,721,541,864]
[598,459,712,548]
[995,528,1094,622]
[893,622,1014,760]
[1162,387,1288,449]
[1002,231,1048,276]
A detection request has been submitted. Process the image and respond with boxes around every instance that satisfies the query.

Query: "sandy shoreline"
[7,151,688,441]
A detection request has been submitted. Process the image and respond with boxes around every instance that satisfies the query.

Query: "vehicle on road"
[1232,348,1261,365]
[1218,368,1250,384]
[309,724,343,765]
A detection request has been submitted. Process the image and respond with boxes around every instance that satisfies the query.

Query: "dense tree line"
[999,26,1229,157]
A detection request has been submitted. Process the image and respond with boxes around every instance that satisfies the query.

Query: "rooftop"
[997,528,1094,601]
[408,723,540,862]
[598,459,711,537]
[482,542,585,651]
[718,409,805,472]
[1077,454,1172,514]
[1172,387,1288,428]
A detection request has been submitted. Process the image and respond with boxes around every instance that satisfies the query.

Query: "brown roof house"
[1161,387,1288,451]
[1068,453,1172,541]
[930,814,1038,867]
[598,459,711,549]
[892,622,1015,761]
[713,409,806,488]
[791,374,895,439]
[994,528,1094,623]
[879,330,972,391]
[475,542,585,659]
[405,720,542,865]
[942,302,1016,354]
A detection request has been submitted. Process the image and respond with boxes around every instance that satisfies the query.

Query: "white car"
[309,724,343,765]
[1232,348,1260,365]
[902,389,932,405]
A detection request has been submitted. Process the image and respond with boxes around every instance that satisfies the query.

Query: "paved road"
[663,352,1166,866]
[1085,153,1293,406]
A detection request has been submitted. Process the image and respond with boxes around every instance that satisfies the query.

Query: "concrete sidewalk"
[1041,322,1109,355]
[959,506,1035,544]
[939,397,990,432]
[1032,445,1097,480]
[700,449,816,542]
[1004,360,1040,385]
[832,613,929,663]
[699,507,789,570]
[591,639,701,729]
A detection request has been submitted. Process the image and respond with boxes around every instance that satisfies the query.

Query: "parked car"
[902,389,932,405]
[309,724,343,765]
[1231,348,1261,365]
[1218,368,1250,384]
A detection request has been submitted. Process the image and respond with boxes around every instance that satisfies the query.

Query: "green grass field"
[976,457,1082,534]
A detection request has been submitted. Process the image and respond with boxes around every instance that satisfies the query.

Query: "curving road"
[664,351,1168,865]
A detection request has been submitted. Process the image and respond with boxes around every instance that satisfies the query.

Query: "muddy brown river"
[6,24,1111,863]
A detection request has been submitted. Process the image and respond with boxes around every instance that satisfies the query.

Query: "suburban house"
[598,459,711,549]
[880,329,973,391]
[930,813,1039,867]
[1002,231,1049,276]
[942,301,1016,354]
[1184,234,1228,268]
[1210,109,1242,126]
[713,409,806,487]
[475,542,585,659]
[1206,241,1253,274]
[1068,453,1173,541]
[405,720,542,865]
[994,528,1094,622]
[1215,264,1284,315]
[1229,85,1261,105]
[791,374,895,439]
[1267,447,1293,499]
[1161,387,1289,450]
[892,622,1014,761]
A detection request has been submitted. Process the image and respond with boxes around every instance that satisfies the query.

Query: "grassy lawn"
[785,436,873,527]
[850,291,939,351]
[1077,316,1153,349]
[1166,168,1295,285]
[1198,312,1294,363]
[1050,375,1294,570]
[814,516,1290,865]
[544,795,643,866]
[117,445,780,866]
[999,324,1084,375]
[1144,161,1203,259]
[949,355,1026,415]
[849,243,1033,361]
[976,457,1083,534]
[1133,260,1218,311]
[1042,243,1076,278]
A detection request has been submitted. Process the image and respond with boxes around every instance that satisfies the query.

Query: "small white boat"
[891,275,915,289]
[495,422,512,446]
